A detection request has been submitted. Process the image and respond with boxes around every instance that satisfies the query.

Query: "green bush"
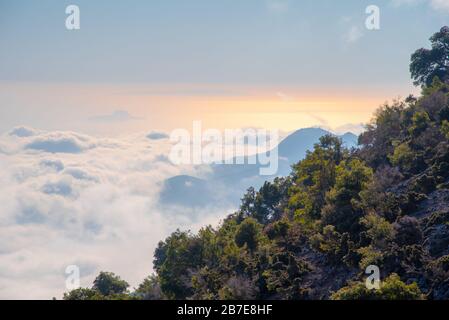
[331,274,424,300]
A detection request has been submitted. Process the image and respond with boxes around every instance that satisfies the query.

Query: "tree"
[63,288,98,300]
[411,26,449,87]
[235,218,263,252]
[320,159,373,234]
[409,111,431,136]
[92,272,129,296]
[288,135,344,224]
[358,101,405,168]
[218,276,258,300]
[238,178,289,224]
[135,275,163,300]
[63,271,131,300]
[153,230,204,299]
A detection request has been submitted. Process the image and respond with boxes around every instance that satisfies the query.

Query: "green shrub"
[331,274,424,300]
[360,213,395,248]
[389,142,415,171]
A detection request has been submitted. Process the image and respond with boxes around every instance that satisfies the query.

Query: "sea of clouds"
[0,127,230,299]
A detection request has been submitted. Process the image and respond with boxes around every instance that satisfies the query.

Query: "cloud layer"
[0,128,228,299]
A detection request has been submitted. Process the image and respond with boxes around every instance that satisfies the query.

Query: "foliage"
[411,26,449,87]
[360,213,394,248]
[63,272,131,300]
[234,218,263,252]
[92,271,129,296]
[134,275,163,300]
[358,101,405,168]
[441,120,449,138]
[288,135,343,225]
[393,216,423,246]
[63,288,99,301]
[389,142,415,172]
[331,274,424,300]
[218,276,258,300]
[320,159,373,234]
[153,230,205,299]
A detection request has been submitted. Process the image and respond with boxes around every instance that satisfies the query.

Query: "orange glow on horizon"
[0,82,418,134]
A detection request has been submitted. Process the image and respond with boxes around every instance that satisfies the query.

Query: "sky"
[1,0,449,299]
[1,0,448,134]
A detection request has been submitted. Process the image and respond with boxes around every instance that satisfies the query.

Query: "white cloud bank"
[0,128,228,299]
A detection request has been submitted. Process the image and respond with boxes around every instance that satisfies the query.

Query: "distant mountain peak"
[278,127,357,160]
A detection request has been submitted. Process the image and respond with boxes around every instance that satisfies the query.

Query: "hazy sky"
[0,0,447,134]
[1,0,449,299]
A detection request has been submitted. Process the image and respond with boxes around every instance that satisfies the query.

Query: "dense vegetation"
[64,27,449,300]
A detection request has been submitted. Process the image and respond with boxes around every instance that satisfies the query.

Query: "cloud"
[115,87,247,97]
[332,123,366,135]
[25,132,95,154]
[146,131,169,140]
[41,178,75,197]
[344,26,364,43]
[9,126,38,138]
[89,110,140,122]
[40,159,64,172]
[64,168,99,182]
[0,127,229,299]
[276,92,294,102]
